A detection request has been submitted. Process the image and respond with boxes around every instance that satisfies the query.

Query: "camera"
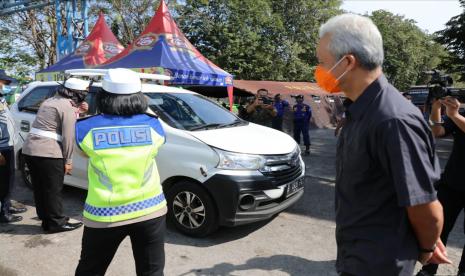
[426,70,465,103]
[259,96,273,105]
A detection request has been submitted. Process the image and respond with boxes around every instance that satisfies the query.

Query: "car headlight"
[214,148,266,170]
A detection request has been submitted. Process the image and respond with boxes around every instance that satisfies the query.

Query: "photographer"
[245,89,277,127]
[417,96,465,276]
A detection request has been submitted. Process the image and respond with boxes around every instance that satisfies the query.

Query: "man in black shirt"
[316,14,451,275]
[418,97,465,276]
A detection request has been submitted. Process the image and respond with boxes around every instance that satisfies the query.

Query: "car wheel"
[19,154,33,189]
[166,181,218,237]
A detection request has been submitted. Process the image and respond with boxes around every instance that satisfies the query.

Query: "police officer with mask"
[75,69,166,276]
[292,95,312,155]
[23,77,88,233]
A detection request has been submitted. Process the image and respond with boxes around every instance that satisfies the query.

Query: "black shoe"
[0,214,23,223]
[46,222,83,234]
[9,206,27,214]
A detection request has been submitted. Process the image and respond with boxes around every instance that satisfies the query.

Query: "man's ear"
[346,54,357,71]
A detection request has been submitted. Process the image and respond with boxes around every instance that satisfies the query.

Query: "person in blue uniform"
[272,93,289,131]
[292,95,312,155]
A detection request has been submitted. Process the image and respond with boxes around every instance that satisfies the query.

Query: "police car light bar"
[64,69,172,81]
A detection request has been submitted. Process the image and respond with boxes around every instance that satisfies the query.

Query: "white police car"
[10,69,305,237]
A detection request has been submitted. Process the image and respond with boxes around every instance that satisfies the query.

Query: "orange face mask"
[314,56,349,93]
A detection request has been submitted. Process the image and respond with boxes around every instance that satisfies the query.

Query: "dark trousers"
[421,184,465,274]
[0,147,15,216]
[25,155,67,229]
[272,117,283,131]
[75,216,166,276]
[293,120,310,146]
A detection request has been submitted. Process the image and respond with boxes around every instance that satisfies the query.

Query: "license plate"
[286,178,304,197]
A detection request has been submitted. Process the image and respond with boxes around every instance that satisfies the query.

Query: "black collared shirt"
[442,110,465,191]
[336,75,440,276]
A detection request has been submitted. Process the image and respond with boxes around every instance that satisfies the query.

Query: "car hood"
[187,123,297,155]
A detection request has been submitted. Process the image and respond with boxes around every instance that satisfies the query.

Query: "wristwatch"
[429,119,444,127]
[419,243,437,253]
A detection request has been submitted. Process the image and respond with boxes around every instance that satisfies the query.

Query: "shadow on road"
[285,176,335,222]
[166,217,276,247]
[178,255,336,276]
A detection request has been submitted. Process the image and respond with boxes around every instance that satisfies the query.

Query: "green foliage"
[0,0,460,87]
[177,0,341,81]
[434,1,465,82]
[369,10,446,91]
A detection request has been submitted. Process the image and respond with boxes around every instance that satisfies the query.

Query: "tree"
[435,0,465,82]
[177,0,341,81]
[91,0,163,47]
[370,10,446,91]
[0,7,58,76]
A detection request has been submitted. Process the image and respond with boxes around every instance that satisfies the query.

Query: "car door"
[15,85,57,142]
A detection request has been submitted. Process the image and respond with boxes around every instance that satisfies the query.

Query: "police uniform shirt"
[273,100,289,118]
[336,74,440,276]
[293,104,311,121]
[441,110,465,191]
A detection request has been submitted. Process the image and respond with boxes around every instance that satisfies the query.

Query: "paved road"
[0,129,462,275]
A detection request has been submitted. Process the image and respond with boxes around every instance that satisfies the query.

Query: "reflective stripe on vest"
[84,193,165,217]
[90,163,112,191]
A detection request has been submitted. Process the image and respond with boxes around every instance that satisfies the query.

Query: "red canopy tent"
[99,0,234,109]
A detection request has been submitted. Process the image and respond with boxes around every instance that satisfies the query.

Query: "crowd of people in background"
[233,89,313,155]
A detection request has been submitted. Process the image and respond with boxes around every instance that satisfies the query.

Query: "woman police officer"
[74,69,166,276]
[23,77,88,232]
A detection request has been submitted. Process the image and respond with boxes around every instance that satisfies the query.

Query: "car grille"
[260,149,302,186]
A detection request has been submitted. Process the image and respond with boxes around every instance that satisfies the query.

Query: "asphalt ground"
[0,129,463,276]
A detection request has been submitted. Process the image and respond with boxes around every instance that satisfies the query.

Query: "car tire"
[166,181,218,237]
[19,154,33,189]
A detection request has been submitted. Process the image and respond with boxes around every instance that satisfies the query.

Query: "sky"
[341,0,463,33]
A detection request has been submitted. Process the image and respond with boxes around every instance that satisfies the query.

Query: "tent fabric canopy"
[36,13,124,81]
[99,0,233,87]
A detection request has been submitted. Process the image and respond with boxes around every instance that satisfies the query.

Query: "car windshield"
[146,93,247,131]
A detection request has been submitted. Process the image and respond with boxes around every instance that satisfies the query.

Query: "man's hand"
[64,163,73,175]
[441,96,460,119]
[419,239,452,265]
[0,154,5,166]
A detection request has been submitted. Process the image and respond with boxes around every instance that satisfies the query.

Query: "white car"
[10,71,305,237]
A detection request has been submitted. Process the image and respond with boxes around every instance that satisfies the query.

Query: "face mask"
[314,56,350,93]
[1,85,11,95]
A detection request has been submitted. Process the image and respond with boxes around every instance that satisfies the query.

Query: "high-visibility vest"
[75,113,166,223]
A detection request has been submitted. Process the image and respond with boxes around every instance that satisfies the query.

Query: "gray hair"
[319,13,384,70]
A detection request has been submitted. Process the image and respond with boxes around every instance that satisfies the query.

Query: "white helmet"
[63,78,89,91]
[102,68,142,95]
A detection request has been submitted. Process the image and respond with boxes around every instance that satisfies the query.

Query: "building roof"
[233,80,340,96]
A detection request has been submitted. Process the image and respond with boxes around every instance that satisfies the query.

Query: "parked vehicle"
[405,85,429,112]
[10,70,305,237]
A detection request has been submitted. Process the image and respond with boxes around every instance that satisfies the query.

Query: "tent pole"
[227,85,234,112]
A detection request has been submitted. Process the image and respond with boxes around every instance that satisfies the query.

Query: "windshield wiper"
[227,119,247,127]
[189,123,223,131]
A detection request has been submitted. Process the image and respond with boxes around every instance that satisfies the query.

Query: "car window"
[146,93,245,131]
[18,86,57,113]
